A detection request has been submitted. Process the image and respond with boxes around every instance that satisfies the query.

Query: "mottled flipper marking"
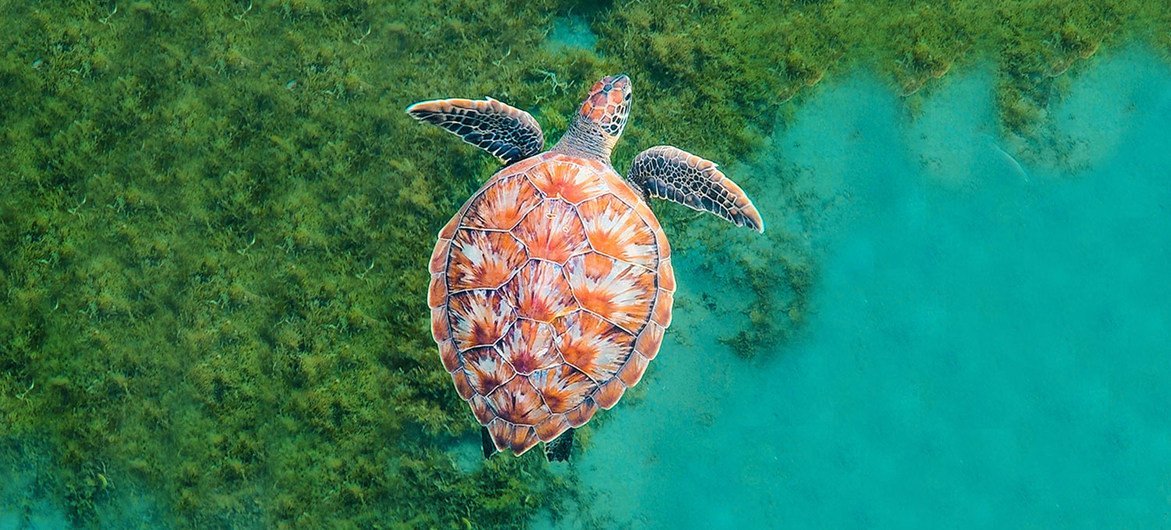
[628,146,764,232]
[544,428,574,462]
[407,98,545,165]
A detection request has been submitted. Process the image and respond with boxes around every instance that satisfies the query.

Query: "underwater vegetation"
[0,0,1167,528]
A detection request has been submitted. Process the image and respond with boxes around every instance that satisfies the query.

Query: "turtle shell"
[429,152,676,456]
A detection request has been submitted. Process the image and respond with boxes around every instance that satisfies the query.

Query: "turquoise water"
[560,47,1171,528]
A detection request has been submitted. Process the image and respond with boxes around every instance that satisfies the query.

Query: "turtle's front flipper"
[543,428,574,462]
[407,98,544,165]
[628,145,764,232]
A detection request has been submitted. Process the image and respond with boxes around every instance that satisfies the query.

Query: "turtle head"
[579,74,631,139]
[554,74,631,161]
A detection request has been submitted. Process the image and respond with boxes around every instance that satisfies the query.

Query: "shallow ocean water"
[556,47,1171,528]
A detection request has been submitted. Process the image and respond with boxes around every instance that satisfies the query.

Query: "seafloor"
[1,2,1169,529]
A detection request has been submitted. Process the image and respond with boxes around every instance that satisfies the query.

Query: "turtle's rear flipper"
[481,427,497,459]
[544,428,575,462]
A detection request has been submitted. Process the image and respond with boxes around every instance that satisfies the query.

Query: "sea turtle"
[408,74,763,461]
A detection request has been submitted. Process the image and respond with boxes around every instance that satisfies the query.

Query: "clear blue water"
[557,47,1171,528]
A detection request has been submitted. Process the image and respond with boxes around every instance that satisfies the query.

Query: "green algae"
[0,0,1168,527]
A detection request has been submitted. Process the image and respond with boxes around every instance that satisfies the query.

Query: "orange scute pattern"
[501,260,576,323]
[594,378,627,410]
[447,229,527,291]
[526,159,609,204]
[659,258,677,292]
[437,339,460,372]
[429,239,449,274]
[428,273,447,308]
[579,194,658,268]
[564,253,656,332]
[430,152,674,456]
[652,289,674,327]
[529,364,594,413]
[462,175,542,229]
[488,419,540,454]
[565,398,598,428]
[618,351,650,388]
[535,414,570,442]
[512,199,590,263]
[498,319,559,375]
[488,376,550,426]
[448,290,515,351]
[634,321,665,360]
[462,346,515,395]
[555,311,634,382]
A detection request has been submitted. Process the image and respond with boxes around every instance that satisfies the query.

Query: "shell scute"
[594,378,627,410]
[438,214,462,240]
[451,369,475,400]
[447,229,527,291]
[431,306,451,342]
[578,194,658,269]
[659,257,676,292]
[429,240,450,275]
[526,159,608,204]
[651,289,674,328]
[500,260,576,323]
[428,273,448,309]
[535,414,571,442]
[463,175,543,230]
[653,221,672,260]
[554,310,634,382]
[469,394,496,425]
[634,321,665,360]
[488,376,550,426]
[564,252,656,332]
[462,346,516,395]
[511,199,589,263]
[488,419,540,454]
[438,339,460,373]
[606,175,646,211]
[529,364,594,413]
[448,290,515,351]
[617,352,650,388]
[565,397,598,428]
[498,319,560,375]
